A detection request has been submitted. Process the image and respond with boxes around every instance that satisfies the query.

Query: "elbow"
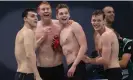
[81,44,88,53]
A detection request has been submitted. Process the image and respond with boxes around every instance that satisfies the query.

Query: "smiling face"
[56,8,70,25]
[91,10,105,31]
[38,2,52,20]
[91,14,104,31]
[103,6,115,23]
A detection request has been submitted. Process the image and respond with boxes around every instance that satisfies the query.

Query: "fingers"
[38,36,44,42]
[67,71,74,77]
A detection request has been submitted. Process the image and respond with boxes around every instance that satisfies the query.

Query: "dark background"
[0,1,133,80]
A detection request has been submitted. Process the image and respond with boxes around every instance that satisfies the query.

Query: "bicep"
[101,36,111,61]
[72,23,87,46]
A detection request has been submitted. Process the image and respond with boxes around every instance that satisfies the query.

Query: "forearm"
[119,60,127,68]
[27,54,40,77]
[72,46,87,67]
[96,57,108,65]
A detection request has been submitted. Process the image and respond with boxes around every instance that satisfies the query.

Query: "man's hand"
[67,65,76,77]
[51,35,62,52]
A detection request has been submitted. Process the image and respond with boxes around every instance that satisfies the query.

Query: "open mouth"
[94,25,99,28]
[43,14,50,17]
[62,18,67,21]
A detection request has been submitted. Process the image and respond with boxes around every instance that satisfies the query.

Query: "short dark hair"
[56,4,69,14]
[22,8,36,18]
[92,10,105,20]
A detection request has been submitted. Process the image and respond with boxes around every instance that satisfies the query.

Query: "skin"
[56,7,87,77]
[35,4,63,67]
[83,14,120,70]
[15,11,42,80]
[103,6,115,28]
[103,6,131,68]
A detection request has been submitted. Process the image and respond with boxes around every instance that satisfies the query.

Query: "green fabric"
[119,38,133,79]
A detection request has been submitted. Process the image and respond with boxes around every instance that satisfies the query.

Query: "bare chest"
[60,27,74,45]
[37,25,61,41]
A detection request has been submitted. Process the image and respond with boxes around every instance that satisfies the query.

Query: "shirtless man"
[56,4,87,80]
[94,6,115,51]
[14,8,42,80]
[35,2,65,80]
[83,10,122,80]
[104,6,133,80]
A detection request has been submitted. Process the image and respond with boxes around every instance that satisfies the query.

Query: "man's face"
[104,7,115,23]
[91,15,104,31]
[56,8,70,25]
[24,11,38,27]
[38,4,52,19]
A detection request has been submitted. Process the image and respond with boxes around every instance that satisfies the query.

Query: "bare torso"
[97,27,120,69]
[60,24,79,65]
[15,28,35,73]
[36,20,63,67]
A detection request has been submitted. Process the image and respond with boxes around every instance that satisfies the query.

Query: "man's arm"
[35,26,50,50]
[119,42,132,68]
[24,30,40,78]
[72,22,88,67]
[82,55,99,64]
[96,33,112,65]
[119,53,131,68]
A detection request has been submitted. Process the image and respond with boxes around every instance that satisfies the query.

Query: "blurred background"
[0,1,133,80]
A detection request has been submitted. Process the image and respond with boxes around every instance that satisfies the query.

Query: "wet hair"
[56,4,70,14]
[92,10,105,20]
[22,8,36,18]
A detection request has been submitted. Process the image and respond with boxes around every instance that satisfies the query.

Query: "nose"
[44,9,48,13]
[111,12,115,16]
[63,14,67,17]
[35,16,38,21]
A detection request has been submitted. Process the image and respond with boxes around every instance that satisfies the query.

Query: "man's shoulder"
[23,28,33,36]
[102,30,112,37]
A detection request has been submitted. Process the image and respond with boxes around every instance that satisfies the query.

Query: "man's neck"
[41,18,52,26]
[24,23,33,30]
[105,20,112,28]
[97,26,106,35]
[60,21,70,28]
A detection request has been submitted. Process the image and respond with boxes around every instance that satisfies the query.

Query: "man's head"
[103,6,115,23]
[22,8,38,27]
[56,4,70,25]
[37,1,52,19]
[91,10,105,31]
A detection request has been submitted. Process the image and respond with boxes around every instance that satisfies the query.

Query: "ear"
[24,17,27,22]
